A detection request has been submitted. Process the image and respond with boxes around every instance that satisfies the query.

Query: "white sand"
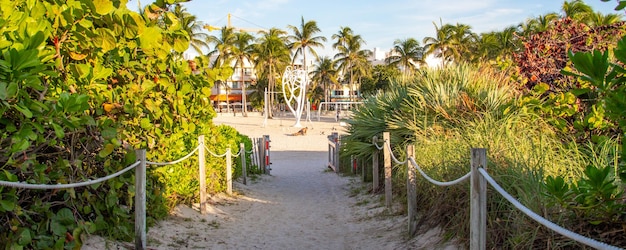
[82,112,460,250]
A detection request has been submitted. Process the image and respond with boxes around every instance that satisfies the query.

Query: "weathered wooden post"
[383,132,392,208]
[240,143,247,185]
[135,149,146,250]
[334,133,340,172]
[471,148,487,250]
[407,144,417,236]
[257,138,263,173]
[199,136,207,214]
[361,158,367,182]
[373,136,379,192]
[351,155,355,174]
[263,135,271,175]
[226,148,232,195]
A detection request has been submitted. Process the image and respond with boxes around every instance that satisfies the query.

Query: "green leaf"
[567,50,609,89]
[173,37,189,53]
[55,208,75,225]
[0,199,15,212]
[140,118,152,130]
[10,139,29,153]
[93,0,114,15]
[95,28,116,53]
[139,26,163,51]
[50,220,66,236]
[98,143,115,158]
[616,1,626,11]
[0,82,6,100]
[14,104,33,118]
[106,190,117,208]
[93,64,113,81]
[17,228,32,246]
[532,82,550,95]
[73,63,92,79]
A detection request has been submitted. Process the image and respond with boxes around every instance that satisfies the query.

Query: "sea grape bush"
[514,18,625,143]
[0,0,250,248]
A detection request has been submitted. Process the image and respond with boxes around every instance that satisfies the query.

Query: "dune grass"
[341,64,621,248]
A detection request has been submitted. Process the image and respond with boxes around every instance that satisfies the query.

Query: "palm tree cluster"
[169,0,623,115]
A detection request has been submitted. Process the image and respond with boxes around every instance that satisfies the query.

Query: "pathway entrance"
[82,113,458,249]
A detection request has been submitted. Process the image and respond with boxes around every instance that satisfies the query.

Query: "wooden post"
[351,155,355,174]
[226,148,232,195]
[328,135,332,169]
[471,148,487,250]
[334,133,340,172]
[406,144,417,236]
[361,158,367,182]
[240,143,247,185]
[134,149,146,250]
[373,149,379,192]
[256,138,265,174]
[263,135,271,175]
[199,136,207,214]
[383,132,392,208]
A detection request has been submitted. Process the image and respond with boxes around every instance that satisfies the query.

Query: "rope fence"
[0,134,268,250]
[354,131,621,249]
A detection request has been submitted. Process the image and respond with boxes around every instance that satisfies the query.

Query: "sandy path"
[82,112,459,250]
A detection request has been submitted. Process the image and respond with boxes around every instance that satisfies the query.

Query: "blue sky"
[128,0,621,58]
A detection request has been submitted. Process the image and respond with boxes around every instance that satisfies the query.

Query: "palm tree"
[586,11,623,27]
[231,32,256,117]
[207,26,236,67]
[385,38,424,82]
[333,28,371,101]
[332,26,354,50]
[562,0,593,21]
[423,20,454,67]
[523,13,559,34]
[171,4,209,56]
[310,56,338,109]
[448,23,477,64]
[287,16,327,71]
[254,28,291,118]
[207,26,236,112]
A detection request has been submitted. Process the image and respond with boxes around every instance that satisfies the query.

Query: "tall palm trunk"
[268,62,274,118]
[240,58,247,117]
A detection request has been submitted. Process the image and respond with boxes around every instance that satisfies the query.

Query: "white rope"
[372,136,384,150]
[478,168,621,250]
[246,150,253,154]
[408,157,471,186]
[146,146,200,166]
[205,145,228,157]
[384,141,407,164]
[0,161,141,189]
[232,150,241,157]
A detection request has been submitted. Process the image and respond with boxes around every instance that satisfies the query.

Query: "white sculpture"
[282,65,308,127]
